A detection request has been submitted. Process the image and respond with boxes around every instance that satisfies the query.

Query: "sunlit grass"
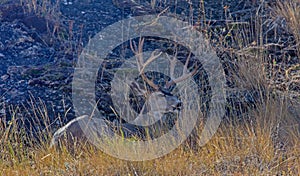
[273,0,300,56]
[0,0,299,175]
[0,92,299,175]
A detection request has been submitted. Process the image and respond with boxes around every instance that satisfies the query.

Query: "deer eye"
[161,94,167,97]
[157,92,166,97]
[158,93,167,97]
[159,88,173,96]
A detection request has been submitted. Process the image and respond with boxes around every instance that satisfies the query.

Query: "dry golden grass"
[0,94,299,175]
[273,0,300,56]
[267,0,300,99]
[0,0,299,175]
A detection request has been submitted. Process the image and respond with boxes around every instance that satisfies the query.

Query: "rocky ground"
[0,0,298,134]
[0,0,129,125]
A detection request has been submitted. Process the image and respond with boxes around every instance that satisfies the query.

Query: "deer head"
[128,37,198,126]
[128,81,182,126]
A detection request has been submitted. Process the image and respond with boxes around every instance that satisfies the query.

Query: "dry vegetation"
[0,0,299,175]
[273,0,300,56]
[1,97,299,175]
[18,0,84,56]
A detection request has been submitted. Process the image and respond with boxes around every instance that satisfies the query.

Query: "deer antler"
[130,37,162,91]
[130,37,198,91]
[165,51,198,89]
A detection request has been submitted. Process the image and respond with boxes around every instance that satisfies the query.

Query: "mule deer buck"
[50,37,198,147]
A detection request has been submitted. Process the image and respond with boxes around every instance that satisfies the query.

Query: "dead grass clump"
[17,0,83,57]
[0,92,298,175]
[273,0,300,56]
